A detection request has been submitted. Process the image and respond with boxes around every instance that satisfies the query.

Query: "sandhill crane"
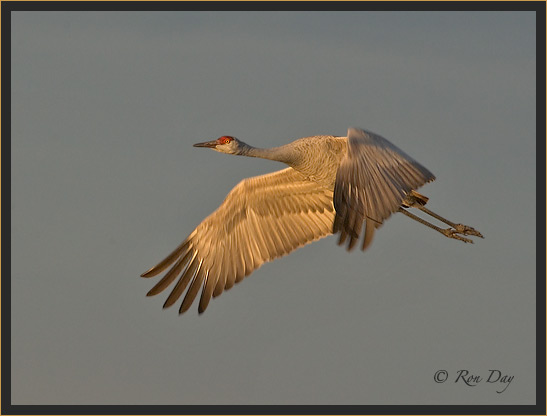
[142,127,483,314]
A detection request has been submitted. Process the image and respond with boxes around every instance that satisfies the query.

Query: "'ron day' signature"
[434,369,514,393]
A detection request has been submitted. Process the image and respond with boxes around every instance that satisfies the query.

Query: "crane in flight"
[142,127,483,314]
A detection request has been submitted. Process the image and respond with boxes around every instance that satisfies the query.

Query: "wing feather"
[142,168,335,314]
[212,244,227,298]
[334,127,435,251]
[180,263,206,314]
[198,271,214,313]
[163,251,198,308]
[146,248,192,297]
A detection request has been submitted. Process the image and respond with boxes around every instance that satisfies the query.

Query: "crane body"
[142,127,483,314]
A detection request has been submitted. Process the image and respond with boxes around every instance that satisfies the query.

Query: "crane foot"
[452,224,484,238]
[442,228,474,243]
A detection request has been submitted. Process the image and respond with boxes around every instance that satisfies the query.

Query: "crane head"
[193,136,242,154]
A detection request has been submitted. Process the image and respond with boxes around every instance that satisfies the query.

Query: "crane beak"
[193,140,218,148]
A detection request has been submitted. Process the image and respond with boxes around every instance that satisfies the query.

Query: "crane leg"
[398,208,476,243]
[400,190,484,241]
[415,205,483,238]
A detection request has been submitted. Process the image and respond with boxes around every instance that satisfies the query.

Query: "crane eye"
[219,136,233,144]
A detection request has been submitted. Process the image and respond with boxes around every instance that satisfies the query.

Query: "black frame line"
[1,1,545,415]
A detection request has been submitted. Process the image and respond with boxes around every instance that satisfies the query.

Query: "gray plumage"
[142,127,482,314]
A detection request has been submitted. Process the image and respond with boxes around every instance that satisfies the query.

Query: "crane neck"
[237,143,301,166]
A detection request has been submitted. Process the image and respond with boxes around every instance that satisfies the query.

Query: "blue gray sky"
[11,11,536,405]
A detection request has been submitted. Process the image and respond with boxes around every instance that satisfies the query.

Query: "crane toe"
[442,228,474,244]
[453,224,484,238]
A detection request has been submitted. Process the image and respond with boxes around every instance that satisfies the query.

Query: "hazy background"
[11,11,536,405]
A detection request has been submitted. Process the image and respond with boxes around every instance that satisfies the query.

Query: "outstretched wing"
[142,168,335,314]
[333,127,435,251]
